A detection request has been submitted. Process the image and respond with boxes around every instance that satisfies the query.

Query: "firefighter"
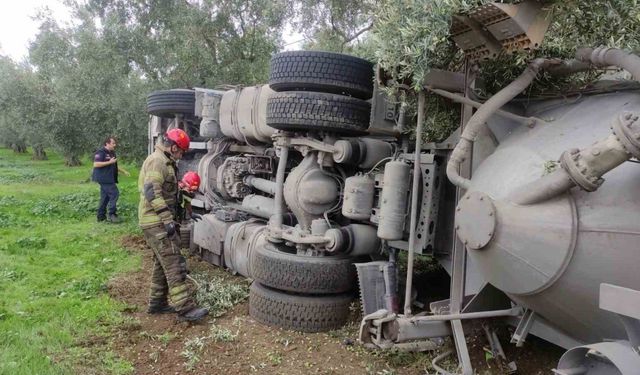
[138,128,208,321]
[177,171,202,222]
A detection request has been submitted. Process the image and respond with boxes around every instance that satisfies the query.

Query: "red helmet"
[181,171,201,191]
[165,128,190,151]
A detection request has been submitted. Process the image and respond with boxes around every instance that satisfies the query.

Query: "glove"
[164,222,177,237]
[191,213,203,222]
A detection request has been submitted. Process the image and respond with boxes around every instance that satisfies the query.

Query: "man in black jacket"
[92,136,130,223]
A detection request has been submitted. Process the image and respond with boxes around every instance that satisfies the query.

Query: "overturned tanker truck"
[146,1,640,373]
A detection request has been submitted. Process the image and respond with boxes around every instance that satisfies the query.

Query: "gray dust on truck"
[145,2,640,373]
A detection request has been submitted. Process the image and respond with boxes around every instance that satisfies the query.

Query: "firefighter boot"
[177,307,209,322]
[147,302,176,314]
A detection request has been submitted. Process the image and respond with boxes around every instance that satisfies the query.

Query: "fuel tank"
[463,90,640,344]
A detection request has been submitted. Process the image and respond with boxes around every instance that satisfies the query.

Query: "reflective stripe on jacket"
[138,146,178,228]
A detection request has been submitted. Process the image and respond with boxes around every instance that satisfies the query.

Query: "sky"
[0,1,302,62]
[0,0,72,61]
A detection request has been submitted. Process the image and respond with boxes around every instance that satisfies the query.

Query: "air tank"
[459,91,640,344]
[343,174,375,220]
[377,161,410,240]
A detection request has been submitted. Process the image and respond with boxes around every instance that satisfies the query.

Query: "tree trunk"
[11,142,27,153]
[65,155,82,166]
[32,145,48,160]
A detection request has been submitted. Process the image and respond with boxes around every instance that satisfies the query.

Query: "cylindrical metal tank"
[242,195,276,218]
[333,138,394,169]
[377,161,410,240]
[219,85,276,143]
[343,174,375,220]
[461,91,640,344]
[224,220,266,279]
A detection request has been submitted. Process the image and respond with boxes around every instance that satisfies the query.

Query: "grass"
[0,148,141,375]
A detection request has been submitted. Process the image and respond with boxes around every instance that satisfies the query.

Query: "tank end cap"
[455,191,496,250]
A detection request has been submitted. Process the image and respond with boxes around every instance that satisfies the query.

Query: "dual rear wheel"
[248,241,357,332]
[266,50,375,136]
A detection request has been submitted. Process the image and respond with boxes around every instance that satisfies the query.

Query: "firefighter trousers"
[142,225,195,314]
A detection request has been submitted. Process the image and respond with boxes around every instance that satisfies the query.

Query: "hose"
[446,58,553,190]
[445,55,604,191]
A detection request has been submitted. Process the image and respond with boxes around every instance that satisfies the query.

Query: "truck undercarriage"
[146,2,640,373]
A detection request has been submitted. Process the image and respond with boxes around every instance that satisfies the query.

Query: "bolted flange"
[454,191,496,250]
[612,111,640,159]
[560,149,603,192]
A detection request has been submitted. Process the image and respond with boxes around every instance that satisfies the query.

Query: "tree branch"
[342,22,373,45]
[329,8,349,42]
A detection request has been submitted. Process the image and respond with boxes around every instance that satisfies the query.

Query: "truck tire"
[269,51,374,99]
[146,89,195,118]
[266,91,370,135]
[252,242,356,294]
[249,282,353,332]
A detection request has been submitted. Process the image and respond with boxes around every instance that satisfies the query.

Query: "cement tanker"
[145,2,640,373]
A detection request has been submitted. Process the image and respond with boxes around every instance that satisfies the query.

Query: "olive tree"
[293,0,377,54]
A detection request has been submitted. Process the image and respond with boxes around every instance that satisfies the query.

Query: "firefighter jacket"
[138,146,179,229]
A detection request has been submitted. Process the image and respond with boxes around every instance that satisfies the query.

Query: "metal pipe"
[445,56,597,190]
[409,306,521,322]
[447,58,552,190]
[244,176,277,195]
[546,59,592,76]
[426,86,538,124]
[404,91,425,316]
[509,168,575,205]
[272,142,289,234]
[397,102,410,153]
[385,246,399,313]
[506,48,640,205]
[510,113,640,205]
[577,46,640,80]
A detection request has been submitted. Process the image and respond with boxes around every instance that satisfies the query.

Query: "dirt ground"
[105,235,563,375]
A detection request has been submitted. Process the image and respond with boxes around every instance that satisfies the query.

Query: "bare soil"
[104,235,563,375]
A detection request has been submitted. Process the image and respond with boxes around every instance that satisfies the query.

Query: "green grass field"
[0,148,141,375]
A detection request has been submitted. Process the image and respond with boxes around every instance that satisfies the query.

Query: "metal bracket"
[511,308,536,347]
[288,136,336,155]
[358,309,398,349]
[600,283,640,349]
[450,0,552,62]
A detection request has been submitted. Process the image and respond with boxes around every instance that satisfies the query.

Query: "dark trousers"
[97,183,119,218]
